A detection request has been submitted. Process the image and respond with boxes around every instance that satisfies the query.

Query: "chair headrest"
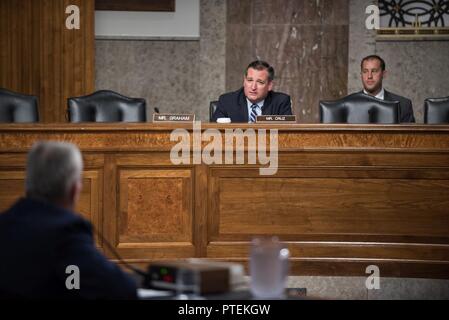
[0,88,39,123]
[68,90,147,122]
[319,92,399,124]
[424,96,449,124]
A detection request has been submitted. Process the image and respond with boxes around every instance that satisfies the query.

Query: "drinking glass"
[250,236,290,299]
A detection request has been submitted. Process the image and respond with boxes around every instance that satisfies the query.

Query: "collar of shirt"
[363,88,385,100]
[246,99,264,123]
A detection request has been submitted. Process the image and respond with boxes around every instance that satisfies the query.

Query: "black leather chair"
[319,92,399,124]
[0,88,39,123]
[68,90,146,122]
[424,96,449,124]
[210,100,218,122]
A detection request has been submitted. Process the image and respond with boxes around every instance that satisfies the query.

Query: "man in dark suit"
[0,141,137,299]
[212,60,292,123]
[360,55,415,122]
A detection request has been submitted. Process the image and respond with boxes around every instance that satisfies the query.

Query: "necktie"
[250,104,258,123]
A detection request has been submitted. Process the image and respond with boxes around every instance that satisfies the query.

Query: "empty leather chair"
[0,88,39,123]
[68,90,146,122]
[319,92,399,124]
[424,96,449,124]
[210,101,218,122]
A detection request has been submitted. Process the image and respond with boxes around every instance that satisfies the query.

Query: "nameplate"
[256,115,297,123]
[153,114,195,122]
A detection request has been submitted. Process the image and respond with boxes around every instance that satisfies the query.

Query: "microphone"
[154,107,160,114]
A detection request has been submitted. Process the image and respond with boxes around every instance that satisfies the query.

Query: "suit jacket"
[375,90,415,123]
[384,90,415,122]
[212,88,292,123]
[0,198,137,299]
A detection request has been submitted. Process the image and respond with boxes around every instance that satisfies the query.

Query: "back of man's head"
[26,141,83,205]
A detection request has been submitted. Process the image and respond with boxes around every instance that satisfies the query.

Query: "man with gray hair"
[0,141,137,299]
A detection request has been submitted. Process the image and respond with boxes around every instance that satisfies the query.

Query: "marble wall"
[226,0,349,123]
[348,0,449,123]
[95,0,449,123]
[198,0,227,121]
[95,0,226,121]
[96,40,201,118]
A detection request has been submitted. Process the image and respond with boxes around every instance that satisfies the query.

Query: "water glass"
[250,236,290,299]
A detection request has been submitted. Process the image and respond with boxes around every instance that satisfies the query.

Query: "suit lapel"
[262,91,273,115]
[238,89,249,123]
[383,90,402,120]
[361,89,392,101]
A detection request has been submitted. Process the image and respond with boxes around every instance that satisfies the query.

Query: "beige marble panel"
[252,25,322,80]
[320,25,349,100]
[199,0,227,121]
[322,0,349,26]
[277,73,322,123]
[95,40,200,119]
[95,1,227,122]
[275,77,302,119]
[226,0,349,123]
[225,23,252,91]
[376,41,449,123]
[252,0,322,26]
[347,0,376,94]
[251,25,323,123]
[227,0,251,24]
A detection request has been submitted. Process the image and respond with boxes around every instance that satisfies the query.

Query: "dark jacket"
[383,90,415,123]
[212,88,293,123]
[0,198,137,299]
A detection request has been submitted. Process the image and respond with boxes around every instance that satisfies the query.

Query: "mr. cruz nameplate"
[153,114,195,122]
[256,115,297,123]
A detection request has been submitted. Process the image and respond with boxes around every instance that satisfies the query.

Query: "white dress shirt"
[363,88,385,100]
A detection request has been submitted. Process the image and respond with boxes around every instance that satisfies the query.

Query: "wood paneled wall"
[95,0,175,11]
[0,0,94,123]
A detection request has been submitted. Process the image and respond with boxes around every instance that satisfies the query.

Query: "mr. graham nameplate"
[153,114,195,122]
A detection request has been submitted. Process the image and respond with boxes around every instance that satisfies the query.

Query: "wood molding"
[95,0,175,11]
